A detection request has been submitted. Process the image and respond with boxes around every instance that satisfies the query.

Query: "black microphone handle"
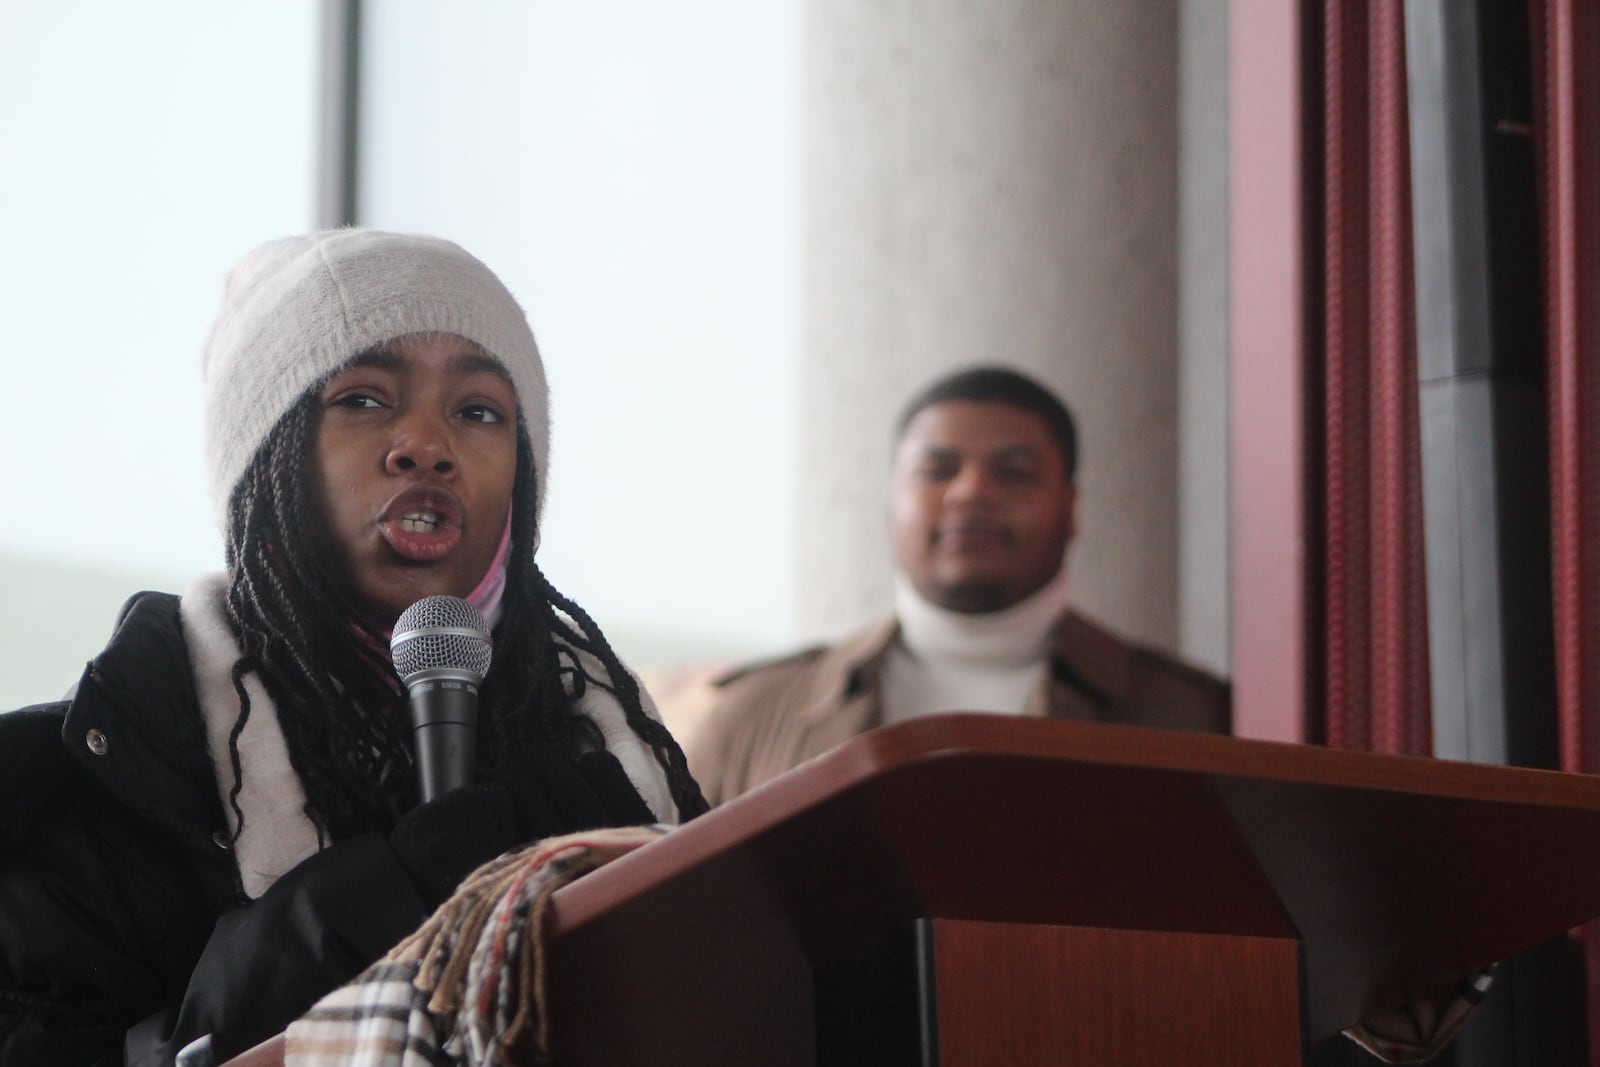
[407,675,480,803]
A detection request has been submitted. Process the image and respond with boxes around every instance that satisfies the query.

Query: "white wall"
[0,1,317,708]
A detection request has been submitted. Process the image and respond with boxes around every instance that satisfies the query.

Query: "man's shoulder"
[710,619,897,694]
[686,619,897,805]
[1052,609,1231,733]
[1055,609,1224,681]
[1126,640,1230,696]
[709,644,832,689]
[657,645,834,755]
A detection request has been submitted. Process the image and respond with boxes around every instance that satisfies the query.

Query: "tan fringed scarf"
[284,824,667,1066]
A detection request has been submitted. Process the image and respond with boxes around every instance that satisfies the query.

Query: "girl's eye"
[459,404,504,424]
[331,392,384,410]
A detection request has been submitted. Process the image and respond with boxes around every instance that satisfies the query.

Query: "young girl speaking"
[0,229,705,1065]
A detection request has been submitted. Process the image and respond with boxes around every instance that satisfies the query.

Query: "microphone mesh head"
[390,595,493,682]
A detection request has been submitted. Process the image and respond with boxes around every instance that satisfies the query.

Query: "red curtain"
[1238,2,1600,1050]
[1313,0,1433,757]
[1533,1,1600,1060]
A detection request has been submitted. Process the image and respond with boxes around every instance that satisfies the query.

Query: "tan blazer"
[686,610,1231,806]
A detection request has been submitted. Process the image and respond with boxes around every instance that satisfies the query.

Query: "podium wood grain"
[228,715,1600,1065]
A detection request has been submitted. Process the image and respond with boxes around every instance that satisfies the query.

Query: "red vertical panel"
[1229,0,1310,743]
[1316,2,1430,758]
[1534,1,1600,1060]
[1365,1,1432,758]
[1320,0,1372,749]
[1537,0,1600,776]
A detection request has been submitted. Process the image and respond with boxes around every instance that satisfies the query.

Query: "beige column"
[797,0,1184,652]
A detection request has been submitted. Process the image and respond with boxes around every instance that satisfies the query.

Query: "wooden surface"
[932,920,1303,1065]
[230,715,1600,1065]
[546,715,1600,1058]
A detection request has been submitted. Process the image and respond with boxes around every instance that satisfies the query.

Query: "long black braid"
[221,388,707,845]
[485,422,708,821]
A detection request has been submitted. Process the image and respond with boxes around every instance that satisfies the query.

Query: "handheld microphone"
[390,595,493,803]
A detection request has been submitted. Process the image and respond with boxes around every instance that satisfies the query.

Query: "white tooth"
[399,513,441,533]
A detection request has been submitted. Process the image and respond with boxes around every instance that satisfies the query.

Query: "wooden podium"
[231,715,1600,1064]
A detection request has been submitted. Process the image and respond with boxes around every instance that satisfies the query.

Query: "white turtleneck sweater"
[880,565,1073,725]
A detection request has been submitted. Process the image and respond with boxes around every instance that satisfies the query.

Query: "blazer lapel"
[796,618,898,752]
[1039,611,1134,721]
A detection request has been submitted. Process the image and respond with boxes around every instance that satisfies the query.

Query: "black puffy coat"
[0,593,652,1066]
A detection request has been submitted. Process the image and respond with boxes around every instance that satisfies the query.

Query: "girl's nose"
[384,413,456,476]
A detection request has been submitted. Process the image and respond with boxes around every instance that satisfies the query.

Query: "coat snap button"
[211,831,233,851]
[85,728,109,756]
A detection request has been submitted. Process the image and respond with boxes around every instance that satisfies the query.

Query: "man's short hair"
[895,365,1078,480]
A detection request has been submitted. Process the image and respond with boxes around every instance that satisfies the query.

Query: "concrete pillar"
[1178,0,1231,677]
[797,0,1184,652]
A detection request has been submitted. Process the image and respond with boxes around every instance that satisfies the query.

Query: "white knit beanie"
[200,228,550,529]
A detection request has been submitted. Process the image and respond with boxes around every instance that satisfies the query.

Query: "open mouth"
[398,510,444,534]
[379,489,465,562]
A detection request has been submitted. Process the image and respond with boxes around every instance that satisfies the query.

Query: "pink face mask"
[462,514,514,632]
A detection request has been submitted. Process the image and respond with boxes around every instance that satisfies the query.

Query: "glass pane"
[0,0,318,707]
[359,1,801,667]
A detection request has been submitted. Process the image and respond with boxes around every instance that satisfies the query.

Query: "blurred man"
[683,364,1488,1061]
[688,365,1228,806]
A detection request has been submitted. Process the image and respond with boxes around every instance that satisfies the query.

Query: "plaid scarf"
[284,825,667,1067]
